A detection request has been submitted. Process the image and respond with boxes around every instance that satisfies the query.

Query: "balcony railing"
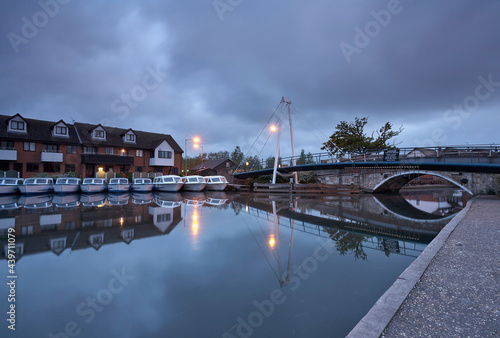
[41,152,63,162]
[0,149,17,161]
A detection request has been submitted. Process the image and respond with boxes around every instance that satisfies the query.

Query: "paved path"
[348,196,500,337]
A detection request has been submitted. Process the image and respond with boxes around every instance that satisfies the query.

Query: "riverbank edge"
[346,195,474,338]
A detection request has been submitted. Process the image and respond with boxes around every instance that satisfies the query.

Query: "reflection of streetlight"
[184,137,201,176]
[269,237,275,248]
[192,210,199,235]
[270,125,277,132]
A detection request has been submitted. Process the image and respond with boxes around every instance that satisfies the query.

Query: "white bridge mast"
[272,96,298,184]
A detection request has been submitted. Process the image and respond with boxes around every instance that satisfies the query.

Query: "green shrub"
[298,171,317,184]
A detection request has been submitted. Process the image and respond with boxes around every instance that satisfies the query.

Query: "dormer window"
[52,121,70,138]
[91,125,106,140]
[123,130,136,143]
[7,114,27,133]
[11,121,25,130]
[55,126,67,135]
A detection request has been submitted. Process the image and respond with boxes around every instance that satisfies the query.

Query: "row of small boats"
[0,175,229,195]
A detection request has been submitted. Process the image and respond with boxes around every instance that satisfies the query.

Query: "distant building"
[190,158,237,178]
[0,113,183,178]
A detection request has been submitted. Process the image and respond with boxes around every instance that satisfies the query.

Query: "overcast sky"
[1,0,499,159]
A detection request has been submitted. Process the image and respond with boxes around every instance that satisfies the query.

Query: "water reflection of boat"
[0,194,21,209]
[53,194,80,208]
[80,193,107,207]
[18,194,53,209]
[131,192,153,205]
[106,193,129,206]
[182,191,206,207]
[204,191,228,206]
[154,192,183,208]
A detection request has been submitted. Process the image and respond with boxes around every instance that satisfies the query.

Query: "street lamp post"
[184,137,200,176]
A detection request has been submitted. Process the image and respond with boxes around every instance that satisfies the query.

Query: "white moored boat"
[54,178,81,193]
[153,175,183,192]
[0,178,23,195]
[131,178,153,192]
[181,176,207,192]
[108,178,130,192]
[80,178,107,193]
[204,176,228,191]
[19,178,54,194]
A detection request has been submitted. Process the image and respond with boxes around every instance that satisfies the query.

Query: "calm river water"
[0,188,469,337]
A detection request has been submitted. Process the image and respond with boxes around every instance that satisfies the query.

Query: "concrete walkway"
[347,196,500,338]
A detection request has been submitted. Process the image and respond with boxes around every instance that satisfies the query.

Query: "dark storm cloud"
[1,0,499,156]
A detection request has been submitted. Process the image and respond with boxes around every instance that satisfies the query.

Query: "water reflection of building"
[0,194,182,261]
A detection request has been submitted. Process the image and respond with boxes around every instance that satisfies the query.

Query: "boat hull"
[108,184,130,193]
[131,184,153,192]
[0,185,19,195]
[205,183,228,191]
[53,185,80,193]
[155,183,184,192]
[80,185,107,193]
[182,183,207,192]
[18,185,53,194]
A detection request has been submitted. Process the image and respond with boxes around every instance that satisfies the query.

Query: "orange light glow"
[269,238,275,248]
[193,137,200,143]
[120,217,124,226]
[193,144,199,149]
[270,125,277,132]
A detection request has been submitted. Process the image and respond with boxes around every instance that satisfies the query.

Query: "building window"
[67,145,77,154]
[43,144,59,153]
[126,134,136,142]
[21,226,34,236]
[65,164,76,172]
[11,121,25,131]
[65,221,75,230]
[1,141,15,150]
[27,163,39,172]
[156,167,163,173]
[135,167,143,172]
[136,150,143,157]
[150,150,155,158]
[172,168,178,174]
[158,151,172,159]
[55,126,68,135]
[157,214,171,223]
[43,163,61,173]
[106,147,114,155]
[103,219,113,227]
[83,146,97,154]
[94,130,105,138]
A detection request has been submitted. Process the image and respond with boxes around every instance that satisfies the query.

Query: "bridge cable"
[233,102,282,174]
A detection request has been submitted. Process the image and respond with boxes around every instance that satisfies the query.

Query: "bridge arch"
[372,171,473,195]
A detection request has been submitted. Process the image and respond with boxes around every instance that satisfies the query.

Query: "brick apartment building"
[0,113,183,178]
